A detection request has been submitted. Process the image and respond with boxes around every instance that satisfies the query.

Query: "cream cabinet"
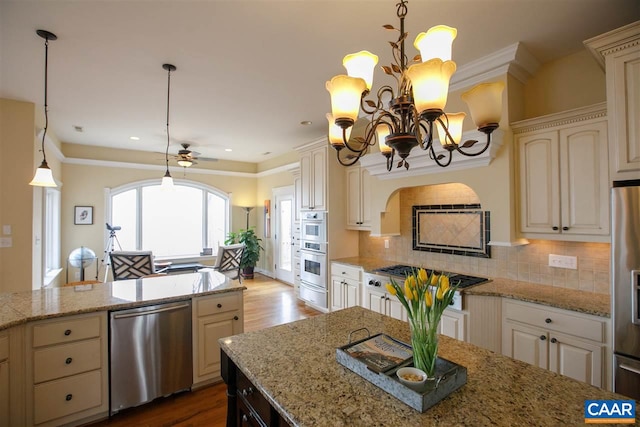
[292,168,302,223]
[502,299,609,389]
[300,145,327,211]
[363,285,407,321]
[439,310,467,341]
[0,331,8,424]
[192,292,243,388]
[346,166,371,230]
[25,312,108,427]
[586,21,640,181]
[514,104,609,240]
[330,263,361,311]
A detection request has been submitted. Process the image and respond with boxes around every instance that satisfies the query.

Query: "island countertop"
[0,269,245,330]
[220,306,636,427]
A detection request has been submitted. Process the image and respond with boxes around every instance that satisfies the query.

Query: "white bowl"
[396,367,427,389]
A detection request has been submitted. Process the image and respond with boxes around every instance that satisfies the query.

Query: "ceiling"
[1,0,639,165]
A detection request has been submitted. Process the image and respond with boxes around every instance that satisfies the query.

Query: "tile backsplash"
[358,183,610,294]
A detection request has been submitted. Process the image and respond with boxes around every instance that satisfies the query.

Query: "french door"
[273,187,294,284]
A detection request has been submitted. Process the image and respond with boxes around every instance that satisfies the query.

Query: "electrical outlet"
[0,237,12,248]
[548,254,577,269]
[384,239,389,249]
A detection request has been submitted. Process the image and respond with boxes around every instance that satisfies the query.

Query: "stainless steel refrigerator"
[612,180,640,399]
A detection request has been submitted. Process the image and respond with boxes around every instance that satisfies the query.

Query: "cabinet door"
[548,332,604,387]
[360,167,372,228]
[311,147,327,210]
[518,131,560,233]
[300,152,312,210]
[195,311,241,383]
[346,168,361,228]
[0,360,8,424]
[440,310,466,341]
[344,279,359,309]
[503,320,548,369]
[387,296,406,322]
[559,121,609,235]
[331,278,344,311]
[365,290,385,315]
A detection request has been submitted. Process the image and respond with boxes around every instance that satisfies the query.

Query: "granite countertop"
[220,306,635,426]
[332,256,610,317]
[0,269,245,330]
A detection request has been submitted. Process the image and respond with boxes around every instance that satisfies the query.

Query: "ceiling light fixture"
[325,0,504,170]
[129,136,140,141]
[161,63,176,190]
[177,158,193,168]
[29,29,58,187]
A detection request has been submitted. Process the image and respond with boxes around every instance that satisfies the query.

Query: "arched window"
[107,179,229,257]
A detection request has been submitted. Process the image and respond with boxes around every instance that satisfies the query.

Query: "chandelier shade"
[325,0,503,170]
[30,29,58,187]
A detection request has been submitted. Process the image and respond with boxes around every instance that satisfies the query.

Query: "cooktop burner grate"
[374,264,488,289]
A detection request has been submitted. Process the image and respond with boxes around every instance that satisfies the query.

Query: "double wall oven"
[299,211,328,310]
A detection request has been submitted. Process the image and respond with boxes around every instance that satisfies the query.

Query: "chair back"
[110,251,155,280]
[214,244,245,282]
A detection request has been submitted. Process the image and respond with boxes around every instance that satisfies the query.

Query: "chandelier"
[161,63,177,189]
[325,0,504,170]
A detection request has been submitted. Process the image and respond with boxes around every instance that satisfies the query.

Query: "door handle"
[112,302,190,319]
[620,364,640,375]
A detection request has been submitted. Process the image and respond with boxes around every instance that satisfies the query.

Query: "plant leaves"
[383,24,395,30]
[461,140,478,148]
[382,65,394,76]
[365,100,377,108]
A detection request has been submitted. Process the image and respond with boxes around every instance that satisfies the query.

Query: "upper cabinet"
[300,145,327,211]
[585,21,640,181]
[513,104,609,241]
[346,166,371,230]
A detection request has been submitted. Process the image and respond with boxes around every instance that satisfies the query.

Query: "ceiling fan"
[171,143,217,167]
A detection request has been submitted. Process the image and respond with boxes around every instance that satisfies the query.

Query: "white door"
[274,187,294,284]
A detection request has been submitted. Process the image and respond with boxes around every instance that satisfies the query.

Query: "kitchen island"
[220,306,637,426]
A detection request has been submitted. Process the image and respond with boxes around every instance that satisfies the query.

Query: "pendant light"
[160,63,176,190]
[30,30,58,187]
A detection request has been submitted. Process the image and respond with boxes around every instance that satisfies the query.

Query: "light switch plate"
[0,237,12,248]
[548,254,577,269]
[384,239,389,249]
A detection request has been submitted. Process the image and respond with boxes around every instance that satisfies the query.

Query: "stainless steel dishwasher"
[109,300,192,415]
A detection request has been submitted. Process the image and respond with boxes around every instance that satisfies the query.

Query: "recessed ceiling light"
[225,148,232,152]
[300,120,312,125]
[129,136,140,141]
[262,152,271,156]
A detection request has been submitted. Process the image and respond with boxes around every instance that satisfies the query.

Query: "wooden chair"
[213,244,245,282]
[63,280,102,287]
[109,251,168,281]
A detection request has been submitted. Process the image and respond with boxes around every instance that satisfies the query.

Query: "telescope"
[106,223,121,231]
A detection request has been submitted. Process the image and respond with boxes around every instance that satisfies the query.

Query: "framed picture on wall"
[74,206,93,225]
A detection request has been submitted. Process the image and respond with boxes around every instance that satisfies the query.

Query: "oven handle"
[300,280,326,292]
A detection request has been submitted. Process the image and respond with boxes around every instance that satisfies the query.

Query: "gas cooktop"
[374,264,489,289]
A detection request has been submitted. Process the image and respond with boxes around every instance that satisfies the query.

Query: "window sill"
[43,268,63,288]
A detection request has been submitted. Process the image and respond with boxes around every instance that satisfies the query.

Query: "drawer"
[33,315,101,347]
[331,263,361,281]
[503,300,604,342]
[33,369,103,425]
[0,334,8,362]
[237,369,271,425]
[34,338,102,384]
[196,292,240,317]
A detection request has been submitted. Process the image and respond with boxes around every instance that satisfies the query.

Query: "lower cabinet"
[502,299,609,388]
[330,263,361,312]
[440,310,467,341]
[192,292,244,387]
[25,312,109,427]
[364,286,407,321]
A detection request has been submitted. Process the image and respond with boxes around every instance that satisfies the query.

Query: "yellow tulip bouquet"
[385,268,458,378]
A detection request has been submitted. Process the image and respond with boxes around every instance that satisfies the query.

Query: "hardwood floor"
[88,274,320,427]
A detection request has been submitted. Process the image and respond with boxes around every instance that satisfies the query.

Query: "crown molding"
[510,102,607,134]
[584,20,640,69]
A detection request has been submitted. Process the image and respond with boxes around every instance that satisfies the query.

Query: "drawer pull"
[540,335,547,341]
[545,318,552,324]
[65,357,73,365]
[550,338,558,344]
[242,387,254,396]
[65,394,73,401]
[217,303,222,308]
[64,329,71,336]
[234,316,239,321]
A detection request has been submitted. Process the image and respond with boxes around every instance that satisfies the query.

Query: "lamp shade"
[461,81,505,128]
[343,51,379,90]
[161,171,174,190]
[406,59,457,114]
[326,113,352,148]
[326,75,367,123]
[177,159,193,167]
[436,112,466,146]
[376,126,392,153]
[414,25,457,62]
[29,162,57,187]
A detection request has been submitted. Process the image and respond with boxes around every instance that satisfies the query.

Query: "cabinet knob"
[552,226,559,231]
[242,387,254,396]
[545,318,552,324]
[64,329,71,336]
[217,303,222,308]
[562,226,569,231]
[242,414,249,423]
[234,316,239,321]
[550,337,558,344]
[65,357,73,365]
[540,335,547,341]
[65,394,73,401]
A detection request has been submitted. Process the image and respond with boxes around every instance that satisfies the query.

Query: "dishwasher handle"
[112,302,190,319]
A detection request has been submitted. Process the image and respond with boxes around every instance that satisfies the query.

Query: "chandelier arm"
[417,120,435,151]
[430,144,453,168]
[455,133,492,157]
[335,147,363,167]
[359,85,396,116]
[165,68,171,175]
[385,150,395,172]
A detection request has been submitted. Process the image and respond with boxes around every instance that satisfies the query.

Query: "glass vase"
[410,321,439,378]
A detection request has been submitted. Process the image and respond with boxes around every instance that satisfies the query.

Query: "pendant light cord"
[41,37,50,165]
[165,67,171,174]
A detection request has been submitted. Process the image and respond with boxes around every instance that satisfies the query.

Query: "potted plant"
[225,227,264,279]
